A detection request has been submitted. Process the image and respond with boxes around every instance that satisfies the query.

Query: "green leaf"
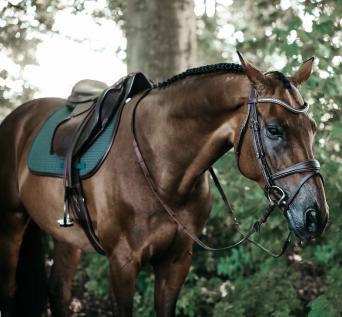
[308,295,336,317]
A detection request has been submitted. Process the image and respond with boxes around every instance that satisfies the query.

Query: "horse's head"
[235,52,328,242]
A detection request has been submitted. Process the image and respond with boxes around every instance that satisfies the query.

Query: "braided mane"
[154,63,291,90]
[154,63,245,88]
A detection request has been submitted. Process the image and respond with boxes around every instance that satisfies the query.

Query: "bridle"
[235,89,321,212]
[131,87,323,257]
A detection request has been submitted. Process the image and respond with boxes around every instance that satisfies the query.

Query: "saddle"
[52,73,152,159]
[52,72,153,254]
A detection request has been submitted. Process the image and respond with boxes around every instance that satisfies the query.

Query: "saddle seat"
[66,79,108,107]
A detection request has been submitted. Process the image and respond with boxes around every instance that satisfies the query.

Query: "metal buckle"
[266,185,286,206]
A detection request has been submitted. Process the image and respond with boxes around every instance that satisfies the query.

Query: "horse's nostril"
[305,208,317,234]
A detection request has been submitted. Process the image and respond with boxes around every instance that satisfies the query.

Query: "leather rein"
[131,88,322,257]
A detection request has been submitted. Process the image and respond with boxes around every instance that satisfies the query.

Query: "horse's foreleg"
[153,250,192,317]
[109,252,139,317]
[48,240,81,317]
[0,210,28,317]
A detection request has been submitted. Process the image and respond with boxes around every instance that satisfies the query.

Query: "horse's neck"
[136,73,250,199]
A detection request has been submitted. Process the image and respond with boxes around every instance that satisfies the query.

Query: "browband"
[255,98,309,113]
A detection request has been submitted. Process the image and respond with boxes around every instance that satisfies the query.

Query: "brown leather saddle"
[52,72,153,254]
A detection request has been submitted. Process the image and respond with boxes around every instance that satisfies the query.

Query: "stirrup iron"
[57,189,74,227]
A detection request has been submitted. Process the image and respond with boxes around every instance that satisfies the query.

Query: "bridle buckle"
[266,185,286,206]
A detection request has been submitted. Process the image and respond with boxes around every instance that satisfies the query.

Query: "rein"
[131,88,322,257]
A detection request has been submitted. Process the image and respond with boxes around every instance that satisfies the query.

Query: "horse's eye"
[266,125,283,139]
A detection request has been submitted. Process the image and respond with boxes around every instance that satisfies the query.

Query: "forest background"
[0,0,341,316]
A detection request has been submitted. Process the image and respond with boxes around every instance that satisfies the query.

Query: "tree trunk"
[125,0,197,82]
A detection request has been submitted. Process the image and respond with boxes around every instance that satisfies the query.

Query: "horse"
[0,52,329,317]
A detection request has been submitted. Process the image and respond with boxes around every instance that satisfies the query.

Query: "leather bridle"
[236,88,322,212]
[131,88,323,257]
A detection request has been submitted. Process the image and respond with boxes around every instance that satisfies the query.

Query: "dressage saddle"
[51,72,153,254]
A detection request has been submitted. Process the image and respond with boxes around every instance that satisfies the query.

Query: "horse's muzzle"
[286,205,328,241]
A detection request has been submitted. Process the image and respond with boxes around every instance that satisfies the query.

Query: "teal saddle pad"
[28,106,119,178]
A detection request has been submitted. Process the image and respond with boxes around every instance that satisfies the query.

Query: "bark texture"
[125,0,197,82]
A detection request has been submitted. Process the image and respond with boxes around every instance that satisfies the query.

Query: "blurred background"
[0,0,341,316]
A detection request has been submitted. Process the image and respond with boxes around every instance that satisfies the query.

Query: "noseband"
[131,88,323,257]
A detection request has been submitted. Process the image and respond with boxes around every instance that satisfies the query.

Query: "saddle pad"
[28,105,120,178]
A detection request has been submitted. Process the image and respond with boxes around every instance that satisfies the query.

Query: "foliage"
[320,266,342,316]
[213,260,302,317]
[83,253,110,299]
[308,295,336,317]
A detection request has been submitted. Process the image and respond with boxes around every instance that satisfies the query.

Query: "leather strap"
[209,167,290,257]
[271,160,320,180]
[70,177,106,255]
[234,103,251,164]
[284,172,324,210]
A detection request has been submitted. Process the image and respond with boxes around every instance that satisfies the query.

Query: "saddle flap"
[52,101,96,157]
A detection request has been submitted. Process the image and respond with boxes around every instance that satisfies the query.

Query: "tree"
[124,0,197,81]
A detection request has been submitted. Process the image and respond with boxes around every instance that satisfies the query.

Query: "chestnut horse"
[0,53,328,317]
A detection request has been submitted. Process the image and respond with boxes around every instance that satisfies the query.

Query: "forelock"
[266,71,292,90]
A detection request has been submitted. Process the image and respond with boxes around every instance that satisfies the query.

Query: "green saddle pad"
[28,105,119,178]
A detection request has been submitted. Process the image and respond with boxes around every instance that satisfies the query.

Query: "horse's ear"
[291,57,314,87]
[237,51,268,89]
